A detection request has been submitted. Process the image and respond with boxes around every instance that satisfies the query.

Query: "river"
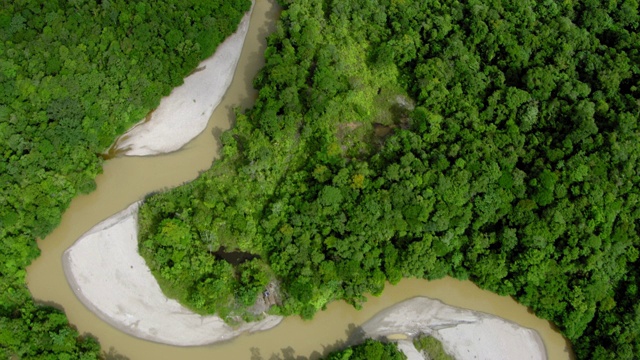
[26,1,573,359]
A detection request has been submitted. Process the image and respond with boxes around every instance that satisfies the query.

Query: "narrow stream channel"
[26,1,573,359]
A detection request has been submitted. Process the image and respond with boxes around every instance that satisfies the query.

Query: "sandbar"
[112,1,254,156]
[63,201,282,346]
[362,297,547,360]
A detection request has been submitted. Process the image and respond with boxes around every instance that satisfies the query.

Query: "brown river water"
[26,1,573,359]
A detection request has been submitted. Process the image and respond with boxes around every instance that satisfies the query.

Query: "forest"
[137,0,640,359]
[2,0,640,359]
[0,0,250,358]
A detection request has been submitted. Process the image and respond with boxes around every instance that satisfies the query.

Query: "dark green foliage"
[323,339,406,360]
[139,0,640,359]
[0,301,101,360]
[0,0,250,356]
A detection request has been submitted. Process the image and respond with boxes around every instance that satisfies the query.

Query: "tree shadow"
[33,299,66,313]
[103,347,130,360]
[248,323,367,360]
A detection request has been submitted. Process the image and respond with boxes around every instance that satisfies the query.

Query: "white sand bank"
[362,297,546,360]
[63,202,282,346]
[112,2,254,156]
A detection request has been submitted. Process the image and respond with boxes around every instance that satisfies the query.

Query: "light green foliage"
[413,335,454,360]
[139,0,640,359]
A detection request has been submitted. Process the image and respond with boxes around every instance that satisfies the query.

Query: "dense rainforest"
[138,0,640,359]
[0,0,251,358]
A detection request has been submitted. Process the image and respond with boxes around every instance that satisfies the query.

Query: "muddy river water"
[26,1,573,359]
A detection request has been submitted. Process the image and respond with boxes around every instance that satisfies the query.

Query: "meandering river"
[26,1,573,359]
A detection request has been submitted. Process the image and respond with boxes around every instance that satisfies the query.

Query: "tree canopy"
[0,0,251,357]
[138,0,640,359]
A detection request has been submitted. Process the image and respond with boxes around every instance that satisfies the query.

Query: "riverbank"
[109,1,254,156]
[63,211,548,355]
[362,297,546,360]
[59,2,285,345]
[48,0,572,356]
[63,202,282,346]
[63,200,549,355]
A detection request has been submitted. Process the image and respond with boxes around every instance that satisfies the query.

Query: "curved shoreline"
[363,297,547,360]
[56,0,564,358]
[110,1,255,156]
[63,200,547,355]
[61,2,285,346]
[63,202,282,346]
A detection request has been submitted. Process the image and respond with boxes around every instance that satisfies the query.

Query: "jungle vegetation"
[322,339,406,360]
[0,0,250,358]
[138,0,640,359]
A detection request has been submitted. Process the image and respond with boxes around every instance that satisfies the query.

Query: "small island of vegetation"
[319,335,454,360]
[323,339,407,360]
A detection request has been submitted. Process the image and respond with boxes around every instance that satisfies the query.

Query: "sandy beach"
[111,1,254,156]
[362,297,547,360]
[60,2,285,345]
[63,202,282,346]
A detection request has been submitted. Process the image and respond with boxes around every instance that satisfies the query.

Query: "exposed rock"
[396,95,415,111]
[248,280,282,315]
